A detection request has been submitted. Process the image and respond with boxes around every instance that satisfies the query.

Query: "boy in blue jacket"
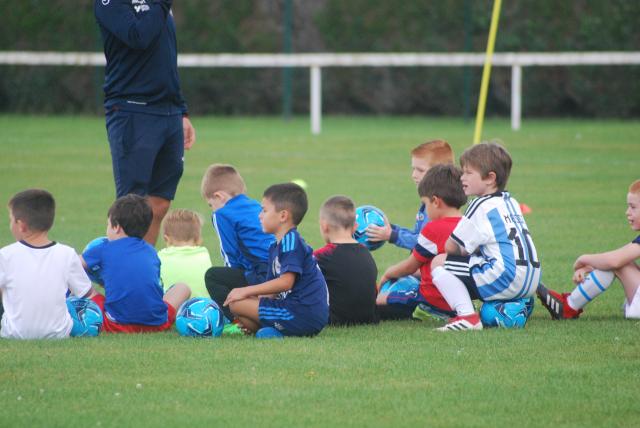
[201,164,275,320]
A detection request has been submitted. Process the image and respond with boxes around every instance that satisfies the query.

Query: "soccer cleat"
[412,303,452,322]
[536,283,582,320]
[222,322,244,336]
[255,327,284,339]
[436,313,483,331]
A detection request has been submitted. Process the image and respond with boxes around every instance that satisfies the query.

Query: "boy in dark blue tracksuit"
[95,0,196,245]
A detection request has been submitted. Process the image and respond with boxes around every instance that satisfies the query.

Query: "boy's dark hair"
[8,189,55,232]
[320,195,356,229]
[459,141,512,191]
[263,183,308,226]
[418,164,467,208]
[107,194,153,239]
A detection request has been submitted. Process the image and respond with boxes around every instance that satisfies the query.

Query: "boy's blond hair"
[629,179,640,195]
[320,195,356,230]
[162,209,204,244]
[411,140,454,165]
[201,164,247,199]
[459,141,512,192]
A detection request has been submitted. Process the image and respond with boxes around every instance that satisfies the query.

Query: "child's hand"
[366,218,391,242]
[572,266,593,284]
[224,287,250,306]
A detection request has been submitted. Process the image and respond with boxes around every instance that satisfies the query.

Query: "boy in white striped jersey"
[430,142,541,331]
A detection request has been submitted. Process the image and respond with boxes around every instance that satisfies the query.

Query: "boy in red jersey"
[377,164,466,322]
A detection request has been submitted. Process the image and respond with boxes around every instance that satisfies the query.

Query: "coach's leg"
[145,196,171,246]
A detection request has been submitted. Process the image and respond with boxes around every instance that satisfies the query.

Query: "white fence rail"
[2,51,639,134]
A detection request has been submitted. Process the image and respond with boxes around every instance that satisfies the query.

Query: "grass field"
[0,116,639,427]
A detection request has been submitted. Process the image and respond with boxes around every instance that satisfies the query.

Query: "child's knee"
[431,254,446,269]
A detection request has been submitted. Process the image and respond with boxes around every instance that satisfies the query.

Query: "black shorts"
[443,255,482,300]
[106,110,184,200]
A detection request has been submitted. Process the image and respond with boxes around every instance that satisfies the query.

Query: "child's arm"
[379,256,421,291]
[445,237,468,256]
[224,272,296,306]
[574,243,640,273]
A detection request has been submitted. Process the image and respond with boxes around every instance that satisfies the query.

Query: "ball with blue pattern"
[176,297,225,337]
[480,297,534,328]
[82,236,108,285]
[353,205,386,251]
[66,297,103,337]
[379,275,419,295]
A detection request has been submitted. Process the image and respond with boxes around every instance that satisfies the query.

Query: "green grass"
[1,116,639,427]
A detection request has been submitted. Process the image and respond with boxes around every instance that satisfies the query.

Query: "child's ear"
[163,234,171,245]
[16,219,29,233]
[279,209,290,223]
[486,171,497,185]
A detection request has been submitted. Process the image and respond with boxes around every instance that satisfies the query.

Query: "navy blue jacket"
[95,0,187,115]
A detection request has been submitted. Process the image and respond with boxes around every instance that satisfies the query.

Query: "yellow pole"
[473,0,502,144]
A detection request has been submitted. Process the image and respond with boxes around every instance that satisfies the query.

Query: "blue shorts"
[258,298,327,337]
[106,109,184,200]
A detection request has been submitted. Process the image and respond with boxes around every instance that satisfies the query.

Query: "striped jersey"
[450,192,541,300]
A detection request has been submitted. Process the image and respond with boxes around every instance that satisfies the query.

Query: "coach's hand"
[183,116,196,150]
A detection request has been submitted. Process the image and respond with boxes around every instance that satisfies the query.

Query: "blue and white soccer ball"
[480,297,534,329]
[379,275,420,295]
[176,297,225,337]
[82,236,108,285]
[353,205,386,251]
[66,297,103,337]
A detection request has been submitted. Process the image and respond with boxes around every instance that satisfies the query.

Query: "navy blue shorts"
[258,298,327,337]
[106,110,184,200]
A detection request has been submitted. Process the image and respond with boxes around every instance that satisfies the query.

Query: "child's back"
[315,195,378,326]
[84,237,166,325]
[0,189,92,339]
[159,245,211,298]
[0,241,91,339]
[314,242,378,325]
[212,193,273,283]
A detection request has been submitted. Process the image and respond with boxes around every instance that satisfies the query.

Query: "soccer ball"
[83,236,108,285]
[175,297,224,337]
[379,275,419,295]
[480,297,534,329]
[353,205,386,251]
[66,297,103,337]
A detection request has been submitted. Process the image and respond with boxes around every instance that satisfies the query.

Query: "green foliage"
[0,116,639,426]
[0,0,639,115]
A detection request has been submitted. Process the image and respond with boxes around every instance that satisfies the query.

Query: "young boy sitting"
[0,189,97,339]
[367,140,454,249]
[377,164,466,322]
[314,195,378,326]
[538,179,640,320]
[431,142,541,331]
[158,209,212,298]
[224,183,329,337]
[201,164,275,320]
[82,194,190,333]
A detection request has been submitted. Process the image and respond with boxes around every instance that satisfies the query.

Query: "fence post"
[511,65,521,130]
[310,65,322,135]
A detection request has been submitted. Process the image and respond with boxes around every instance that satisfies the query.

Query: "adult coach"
[95,0,195,245]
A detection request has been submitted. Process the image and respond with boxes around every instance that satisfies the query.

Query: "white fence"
[1,51,639,134]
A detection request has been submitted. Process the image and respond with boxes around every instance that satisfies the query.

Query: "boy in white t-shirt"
[0,189,97,339]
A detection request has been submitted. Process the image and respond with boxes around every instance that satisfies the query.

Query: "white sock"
[432,266,475,316]
[567,269,615,310]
